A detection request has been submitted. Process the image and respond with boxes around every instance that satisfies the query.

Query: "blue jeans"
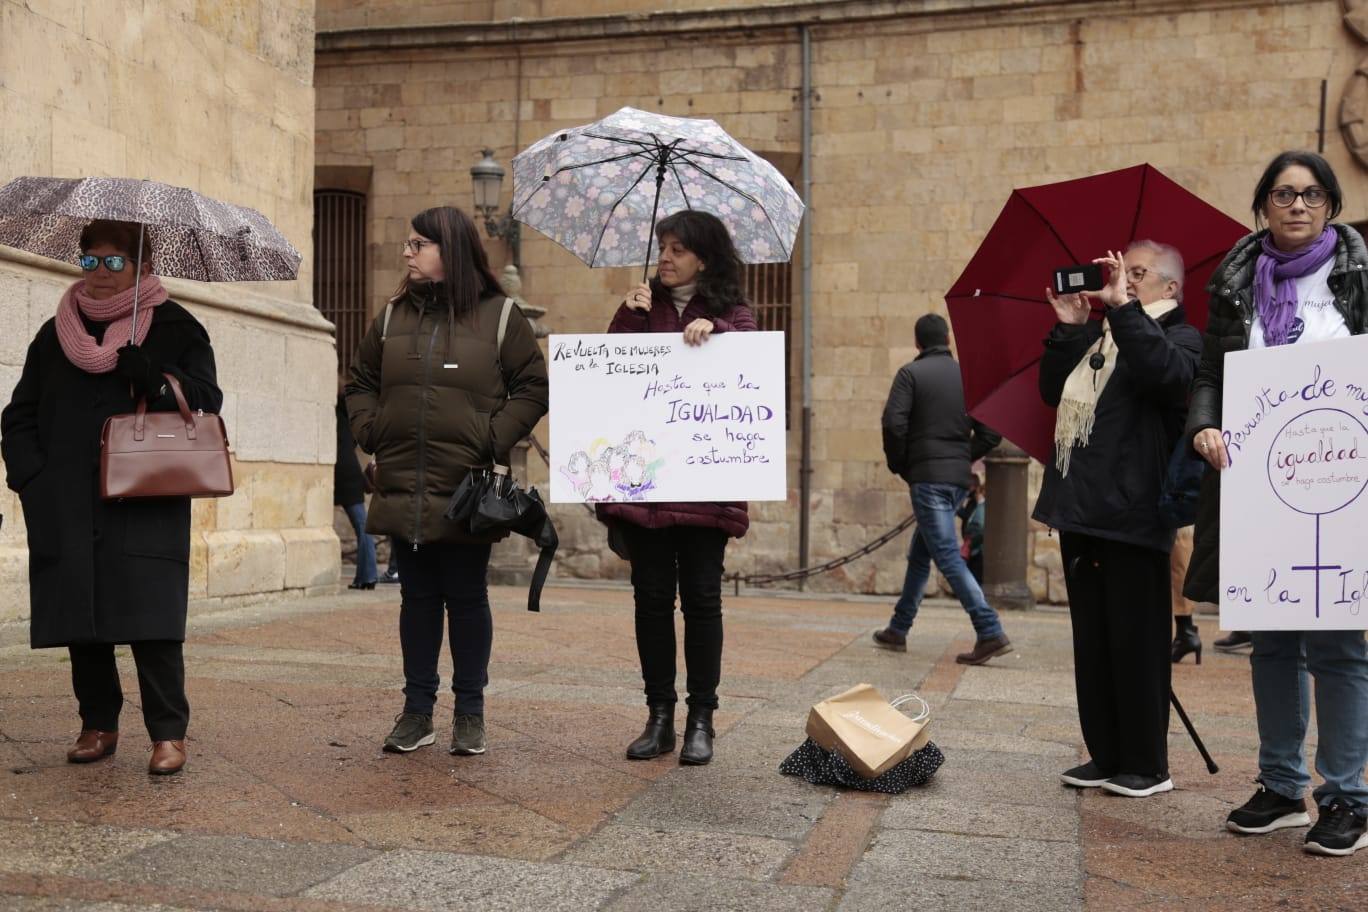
[344,503,377,585]
[888,482,1004,641]
[1251,630,1368,808]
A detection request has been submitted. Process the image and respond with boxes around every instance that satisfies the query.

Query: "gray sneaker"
[451,713,487,755]
[383,712,435,753]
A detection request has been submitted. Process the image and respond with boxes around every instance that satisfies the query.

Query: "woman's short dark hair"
[391,206,503,321]
[79,219,152,264]
[1252,151,1343,222]
[650,210,747,315]
[915,313,950,349]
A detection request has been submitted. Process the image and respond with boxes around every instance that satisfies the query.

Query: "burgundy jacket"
[596,284,757,538]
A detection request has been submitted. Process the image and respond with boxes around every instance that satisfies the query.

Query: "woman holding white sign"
[1187,151,1368,857]
[598,210,757,766]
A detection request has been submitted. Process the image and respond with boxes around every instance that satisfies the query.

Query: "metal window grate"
[744,261,793,427]
[313,190,368,375]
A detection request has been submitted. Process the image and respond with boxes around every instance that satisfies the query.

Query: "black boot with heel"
[625,703,675,759]
[679,706,715,766]
[1171,615,1202,664]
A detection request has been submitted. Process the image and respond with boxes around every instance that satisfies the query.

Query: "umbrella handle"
[130,221,146,340]
[640,143,671,284]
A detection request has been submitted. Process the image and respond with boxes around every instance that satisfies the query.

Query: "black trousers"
[1059,532,1171,779]
[68,641,188,741]
[623,525,728,710]
[394,540,493,717]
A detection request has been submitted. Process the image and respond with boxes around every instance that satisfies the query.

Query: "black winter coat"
[334,394,366,508]
[1032,301,1201,554]
[1183,225,1368,602]
[881,346,1001,486]
[1,300,223,648]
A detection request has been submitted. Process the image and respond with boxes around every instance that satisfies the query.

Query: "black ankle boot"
[1171,616,1202,664]
[679,706,715,766]
[625,703,675,759]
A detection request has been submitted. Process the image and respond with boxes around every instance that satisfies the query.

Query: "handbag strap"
[380,300,395,342]
[133,373,197,441]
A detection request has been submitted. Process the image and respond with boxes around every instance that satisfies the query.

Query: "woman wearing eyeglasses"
[345,207,548,757]
[1187,151,1368,856]
[1,219,222,775]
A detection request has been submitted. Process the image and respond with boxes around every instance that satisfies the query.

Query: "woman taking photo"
[1187,151,1368,857]
[598,210,757,766]
[2,219,223,775]
[346,206,548,757]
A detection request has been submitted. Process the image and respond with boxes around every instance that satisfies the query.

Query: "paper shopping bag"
[805,683,932,779]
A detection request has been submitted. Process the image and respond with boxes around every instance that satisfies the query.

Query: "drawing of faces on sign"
[586,459,614,501]
[1266,407,1368,515]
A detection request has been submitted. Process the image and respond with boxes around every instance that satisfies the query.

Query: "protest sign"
[1220,335,1368,630]
[548,331,787,503]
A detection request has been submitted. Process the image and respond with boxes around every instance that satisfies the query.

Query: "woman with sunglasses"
[345,206,547,757]
[1,219,222,775]
[1187,151,1368,856]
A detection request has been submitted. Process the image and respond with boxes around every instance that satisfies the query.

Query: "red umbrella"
[946,164,1248,463]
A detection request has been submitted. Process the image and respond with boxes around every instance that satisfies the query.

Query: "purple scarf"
[1254,227,1337,346]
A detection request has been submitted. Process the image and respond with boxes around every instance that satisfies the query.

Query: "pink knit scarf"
[55,276,169,374]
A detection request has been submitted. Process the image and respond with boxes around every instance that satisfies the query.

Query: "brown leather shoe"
[872,628,907,651]
[148,740,186,775]
[955,635,1013,665]
[67,729,119,763]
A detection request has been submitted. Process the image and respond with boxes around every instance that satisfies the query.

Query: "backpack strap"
[497,296,514,351]
[380,301,395,342]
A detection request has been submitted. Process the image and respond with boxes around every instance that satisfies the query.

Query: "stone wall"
[316,0,1366,599]
[0,0,338,623]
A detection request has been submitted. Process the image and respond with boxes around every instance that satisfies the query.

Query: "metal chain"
[525,433,916,583]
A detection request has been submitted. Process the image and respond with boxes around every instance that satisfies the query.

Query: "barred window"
[744,261,794,428]
[312,189,368,375]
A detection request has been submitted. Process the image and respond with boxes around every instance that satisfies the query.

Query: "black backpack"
[1157,436,1205,529]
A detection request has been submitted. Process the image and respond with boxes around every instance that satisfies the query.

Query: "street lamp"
[470,148,520,268]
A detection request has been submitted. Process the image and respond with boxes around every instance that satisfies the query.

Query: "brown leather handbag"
[100,372,234,499]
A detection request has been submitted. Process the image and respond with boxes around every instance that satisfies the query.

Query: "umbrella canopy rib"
[1015,193,1080,266]
[589,154,659,267]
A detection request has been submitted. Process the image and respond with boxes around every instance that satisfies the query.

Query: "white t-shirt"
[1249,257,1350,349]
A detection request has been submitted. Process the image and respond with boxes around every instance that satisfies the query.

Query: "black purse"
[446,465,558,612]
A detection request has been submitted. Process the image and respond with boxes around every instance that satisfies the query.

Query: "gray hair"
[1125,239,1185,302]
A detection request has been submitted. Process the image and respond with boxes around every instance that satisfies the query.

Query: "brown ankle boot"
[955,634,1013,666]
[148,740,186,775]
[67,729,118,763]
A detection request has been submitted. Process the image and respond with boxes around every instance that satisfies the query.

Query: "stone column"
[983,441,1035,611]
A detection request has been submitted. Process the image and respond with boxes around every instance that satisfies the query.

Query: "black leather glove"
[115,345,163,399]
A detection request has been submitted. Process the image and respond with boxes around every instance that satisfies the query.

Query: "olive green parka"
[345,286,549,546]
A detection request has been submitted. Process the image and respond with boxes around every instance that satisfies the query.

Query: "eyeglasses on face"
[79,254,128,272]
[1125,266,1172,283]
[1268,187,1329,209]
[401,238,433,254]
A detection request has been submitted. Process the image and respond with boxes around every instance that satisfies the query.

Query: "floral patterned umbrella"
[511,107,804,275]
[0,175,302,283]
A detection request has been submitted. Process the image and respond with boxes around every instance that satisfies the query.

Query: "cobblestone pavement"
[0,584,1362,911]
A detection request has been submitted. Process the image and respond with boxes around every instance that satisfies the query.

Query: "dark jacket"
[1,300,222,648]
[595,283,757,538]
[1183,225,1368,601]
[345,287,549,546]
[881,346,1000,487]
[1032,300,1201,553]
[334,393,365,508]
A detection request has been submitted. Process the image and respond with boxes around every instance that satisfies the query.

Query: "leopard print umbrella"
[0,176,301,282]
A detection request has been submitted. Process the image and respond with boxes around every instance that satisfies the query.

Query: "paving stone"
[305,849,638,910]
[838,874,1083,912]
[952,668,1079,708]
[880,796,1078,842]
[857,829,1082,886]
[0,900,195,912]
[0,820,175,875]
[615,770,830,839]
[604,873,835,912]
[93,834,377,896]
[561,824,796,880]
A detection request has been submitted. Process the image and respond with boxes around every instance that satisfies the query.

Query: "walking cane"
[1170,690,1219,774]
